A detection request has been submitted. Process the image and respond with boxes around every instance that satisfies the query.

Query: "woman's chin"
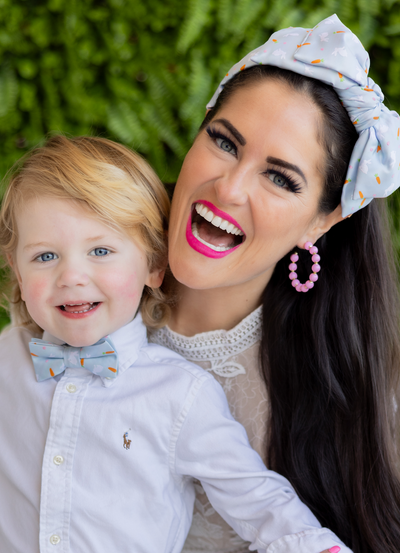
[169,254,223,290]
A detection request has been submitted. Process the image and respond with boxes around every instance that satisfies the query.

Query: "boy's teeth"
[63,303,93,306]
[62,302,96,314]
[194,203,244,235]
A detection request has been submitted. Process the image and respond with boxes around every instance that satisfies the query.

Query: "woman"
[151,15,400,553]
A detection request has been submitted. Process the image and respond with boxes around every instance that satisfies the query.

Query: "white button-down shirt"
[0,315,351,553]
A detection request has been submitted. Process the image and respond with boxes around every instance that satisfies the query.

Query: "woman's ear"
[297,204,345,248]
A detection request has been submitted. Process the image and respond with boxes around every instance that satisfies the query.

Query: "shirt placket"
[39,368,92,552]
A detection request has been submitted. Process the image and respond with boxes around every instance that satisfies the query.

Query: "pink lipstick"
[186,200,245,259]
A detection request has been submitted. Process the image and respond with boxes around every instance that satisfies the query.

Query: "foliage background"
[1,0,400,329]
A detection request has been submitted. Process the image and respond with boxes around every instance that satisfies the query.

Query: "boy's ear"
[6,253,25,299]
[145,266,166,289]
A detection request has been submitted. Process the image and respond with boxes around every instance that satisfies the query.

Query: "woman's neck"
[169,279,266,336]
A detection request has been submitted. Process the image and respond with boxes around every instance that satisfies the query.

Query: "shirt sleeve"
[172,376,352,553]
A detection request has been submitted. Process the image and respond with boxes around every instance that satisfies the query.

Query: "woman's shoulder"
[149,305,262,362]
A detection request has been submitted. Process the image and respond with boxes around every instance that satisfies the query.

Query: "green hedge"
[1,0,400,330]
[1,0,400,185]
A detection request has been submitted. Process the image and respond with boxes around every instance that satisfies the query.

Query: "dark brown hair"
[202,66,400,552]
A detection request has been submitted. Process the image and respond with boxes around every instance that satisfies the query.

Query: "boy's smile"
[58,302,100,316]
[13,197,162,347]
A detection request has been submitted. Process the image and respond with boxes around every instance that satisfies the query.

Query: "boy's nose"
[56,266,90,288]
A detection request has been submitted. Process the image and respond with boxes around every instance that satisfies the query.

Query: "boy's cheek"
[22,277,49,307]
[103,271,142,302]
[124,274,141,301]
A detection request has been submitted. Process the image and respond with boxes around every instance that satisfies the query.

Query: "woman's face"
[169,79,332,292]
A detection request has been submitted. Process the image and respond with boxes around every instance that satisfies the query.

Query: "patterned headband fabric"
[207,14,400,217]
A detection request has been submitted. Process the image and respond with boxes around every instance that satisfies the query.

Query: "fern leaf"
[177,0,212,53]
[229,0,266,40]
[0,64,18,118]
[216,0,232,39]
[107,102,149,151]
[180,49,213,138]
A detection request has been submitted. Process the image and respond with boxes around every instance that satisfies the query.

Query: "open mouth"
[58,302,100,314]
[189,201,245,256]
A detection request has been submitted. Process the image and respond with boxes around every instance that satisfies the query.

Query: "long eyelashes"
[206,125,302,194]
[206,126,237,156]
[264,168,302,194]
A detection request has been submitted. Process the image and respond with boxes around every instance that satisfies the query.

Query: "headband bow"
[207,14,400,217]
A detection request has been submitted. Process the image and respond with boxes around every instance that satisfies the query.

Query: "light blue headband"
[207,14,400,217]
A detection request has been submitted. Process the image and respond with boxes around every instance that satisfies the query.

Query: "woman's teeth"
[191,202,244,252]
[194,203,244,236]
[191,225,231,251]
[61,302,97,314]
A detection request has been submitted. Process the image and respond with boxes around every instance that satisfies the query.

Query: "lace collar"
[152,306,262,365]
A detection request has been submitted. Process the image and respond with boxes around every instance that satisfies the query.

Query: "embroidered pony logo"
[123,432,132,450]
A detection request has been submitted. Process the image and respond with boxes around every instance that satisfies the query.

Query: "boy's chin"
[44,328,105,348]
[66,338,100,347]
[63,332,105,347]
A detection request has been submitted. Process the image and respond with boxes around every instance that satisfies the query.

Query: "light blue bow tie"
[29,337,119,382]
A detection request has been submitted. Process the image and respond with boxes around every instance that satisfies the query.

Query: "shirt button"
[49,534,61,545]
[53,455,64,466]
[66,383,77,393]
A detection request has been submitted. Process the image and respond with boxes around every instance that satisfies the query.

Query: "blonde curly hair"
[0,135,171,333]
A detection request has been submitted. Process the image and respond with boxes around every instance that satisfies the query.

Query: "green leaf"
[0,64,18,118]
[177,0,212,53]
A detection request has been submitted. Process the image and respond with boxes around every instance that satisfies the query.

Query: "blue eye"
[90,248,110,257]
[265,169,302,194]
[36,252,58,262]
[269,172,287,187]
[216,137,235,154]
[206,127,237,156]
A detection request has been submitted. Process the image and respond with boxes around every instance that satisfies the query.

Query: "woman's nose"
[213,166,249,206]
[56,262,90,288]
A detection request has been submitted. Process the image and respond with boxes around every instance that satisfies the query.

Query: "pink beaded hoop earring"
[288,241,321,293]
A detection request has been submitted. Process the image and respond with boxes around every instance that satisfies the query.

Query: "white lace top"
[150,306,269,553]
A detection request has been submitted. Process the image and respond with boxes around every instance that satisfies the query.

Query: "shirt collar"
[42,313,148,387]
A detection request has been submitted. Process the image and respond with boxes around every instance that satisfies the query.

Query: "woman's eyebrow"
[212,118,247,146]
[266,156,308,186]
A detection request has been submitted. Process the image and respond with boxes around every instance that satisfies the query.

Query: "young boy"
[0,135,346,553]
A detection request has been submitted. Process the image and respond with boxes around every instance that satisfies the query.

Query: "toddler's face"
[13,196,162,346]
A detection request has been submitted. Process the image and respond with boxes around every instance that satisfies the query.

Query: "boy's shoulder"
[141,340,214,385]
[0,325,38,355]
[137,341,227,411]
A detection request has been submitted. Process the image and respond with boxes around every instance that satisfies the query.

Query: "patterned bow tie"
[29,337,119,382]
